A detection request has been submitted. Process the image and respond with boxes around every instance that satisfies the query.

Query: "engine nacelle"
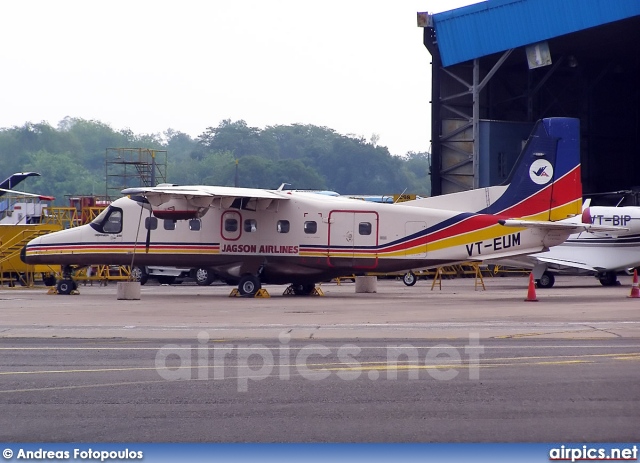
[149,197,209,220]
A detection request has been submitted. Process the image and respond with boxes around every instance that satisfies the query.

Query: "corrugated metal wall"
[434,0,640,67]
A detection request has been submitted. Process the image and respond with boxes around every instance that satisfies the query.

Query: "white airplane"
[22,117,623,295]
[491,204,640,288]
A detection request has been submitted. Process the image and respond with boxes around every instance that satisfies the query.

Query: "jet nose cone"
[20,245,27,263]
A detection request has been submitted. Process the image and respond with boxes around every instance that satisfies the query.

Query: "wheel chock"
[48,287,80,295]
[254,288,270,298]
[282,285,325,296]
[229,288,270,298]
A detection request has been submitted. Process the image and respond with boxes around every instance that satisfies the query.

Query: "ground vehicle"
[129,266,191,285]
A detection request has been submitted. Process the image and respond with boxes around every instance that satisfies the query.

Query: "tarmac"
[1,274,639,340]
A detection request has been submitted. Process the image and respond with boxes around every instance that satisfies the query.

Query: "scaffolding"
[105,148,167,200]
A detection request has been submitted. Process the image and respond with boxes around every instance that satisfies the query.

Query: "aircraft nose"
[22,234,45,264]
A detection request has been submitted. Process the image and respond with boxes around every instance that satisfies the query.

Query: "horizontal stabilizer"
[0,187,54,201]
[498,219,628,234]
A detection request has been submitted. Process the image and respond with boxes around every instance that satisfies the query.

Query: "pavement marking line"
[492,329,602,339]
[0,354,624,395]
[0,352,624,379]
[2,343,640,350]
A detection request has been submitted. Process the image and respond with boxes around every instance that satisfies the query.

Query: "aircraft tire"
[57,279,74,295]
[536,272,555,289]
[598,271,618,287]
[403,272,417,286]
[195,268,216,286]
[238,275,261,296]
[130,266,149,285]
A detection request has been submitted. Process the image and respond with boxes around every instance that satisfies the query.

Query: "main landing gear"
[230,273,324,297]
[237,274,261,296]
[597,271,619,287]
[535,271,555,289]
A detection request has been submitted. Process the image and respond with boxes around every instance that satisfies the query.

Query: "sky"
[1,0,479,157]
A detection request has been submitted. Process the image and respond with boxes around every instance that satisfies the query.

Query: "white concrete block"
[355,276,377,293]
[117,281,141,300]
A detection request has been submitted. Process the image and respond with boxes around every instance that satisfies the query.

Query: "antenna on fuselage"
[277,183,291,191]
[393,188,408,204]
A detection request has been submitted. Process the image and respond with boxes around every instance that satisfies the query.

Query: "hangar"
[419,0,640,200]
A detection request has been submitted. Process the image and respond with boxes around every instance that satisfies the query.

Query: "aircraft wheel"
[536,272,555,289]
[57,279,75,295]
[292,283,316,296]
[17,273,28,286]
[598,271,618,287]
[195,268,215,286]
[403,272,417,286]
[130,266,149,285]
[238,275,261,296]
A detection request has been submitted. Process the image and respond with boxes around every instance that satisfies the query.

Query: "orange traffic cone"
[525,272,538,302]
[628,269,640,298]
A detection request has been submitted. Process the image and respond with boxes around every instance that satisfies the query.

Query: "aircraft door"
[404,221,427,258]
[328,211,378,269]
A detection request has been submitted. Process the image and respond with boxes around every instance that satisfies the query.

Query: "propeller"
[145,208,153,253]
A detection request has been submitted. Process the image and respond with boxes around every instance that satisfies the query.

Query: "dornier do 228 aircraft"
[22,117,624,296]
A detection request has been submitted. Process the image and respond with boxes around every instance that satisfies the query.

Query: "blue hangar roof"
[432,0,640,67]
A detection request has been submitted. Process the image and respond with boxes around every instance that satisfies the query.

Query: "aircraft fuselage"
[24,192,565,285]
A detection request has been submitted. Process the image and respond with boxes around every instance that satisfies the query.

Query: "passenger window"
[189,219,201,231]
[225,218,238,232]
[102,209,122,233]
[244,219,257,232]
[145,217,158,230]
[304,221,317,234]
[163,219,176,231]
[359,222,372,235]
[277,220,290,233]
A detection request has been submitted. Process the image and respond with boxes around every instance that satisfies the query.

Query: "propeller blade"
[145,210,152,253]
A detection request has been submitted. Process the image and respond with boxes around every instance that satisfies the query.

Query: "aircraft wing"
[122,185,287,200]
[534,256,596,272]
[121,185,289,213]
[484,254,597,272]
[498,219,628,234]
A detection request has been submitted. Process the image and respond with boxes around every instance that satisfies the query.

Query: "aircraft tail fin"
[0,172,40,194]
[484,117,582,221]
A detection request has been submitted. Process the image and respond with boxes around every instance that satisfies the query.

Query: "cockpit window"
[90,206,123,234]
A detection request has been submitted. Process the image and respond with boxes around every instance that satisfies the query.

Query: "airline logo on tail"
[529,159,554,185]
